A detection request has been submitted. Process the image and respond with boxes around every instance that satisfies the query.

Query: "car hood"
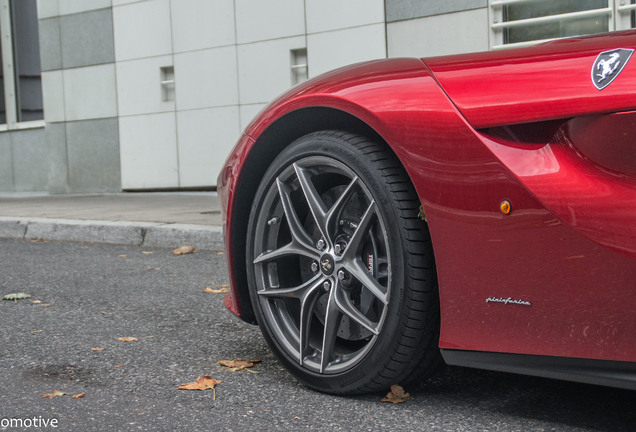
[424,30,636,128]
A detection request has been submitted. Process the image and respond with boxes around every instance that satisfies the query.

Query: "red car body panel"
[218,32,636,367]
[427,31,636,128]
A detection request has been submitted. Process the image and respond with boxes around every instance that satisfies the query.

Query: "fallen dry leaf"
[117,337,138,342]
[216,251,224,255]
[142,251,154,255]
[31,300,50,306]
[147,267,161,271]
[115,364,123,368]
[41,390,66,398]
[3,292,31,301]
[172,246,195,255]
[31,330,43,334]
[91,348,104,351]
[178,375,222,399]
[118,254,127,258]
[72,393,85,399]
[381,385,411,404]
[203,287,228,294]
[218,359,261,373]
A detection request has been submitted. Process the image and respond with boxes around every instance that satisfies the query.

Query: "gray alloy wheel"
[246,130,440,394]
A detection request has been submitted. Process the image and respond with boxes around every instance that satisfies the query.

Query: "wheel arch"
[229,106,419,323]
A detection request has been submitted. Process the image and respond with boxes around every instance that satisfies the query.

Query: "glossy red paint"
[218,32,636,364]
[427,30,636,128]
[217,132,254,317]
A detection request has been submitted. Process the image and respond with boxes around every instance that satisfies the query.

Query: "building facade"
[1,0,634,193]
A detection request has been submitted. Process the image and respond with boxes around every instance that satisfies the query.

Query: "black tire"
[246,130,440,394]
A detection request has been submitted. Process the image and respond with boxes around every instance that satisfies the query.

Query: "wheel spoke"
[348,261,388,305]
[258,275,325,367]
[277,178,315,250]
[298,278,325,366]
[334,285,380,335]
[293,163,329,244]
[325,176,359,237]
[253,241,318,264]
[341,200,376,260]
[256,273,322,300]
[320,289,342,373]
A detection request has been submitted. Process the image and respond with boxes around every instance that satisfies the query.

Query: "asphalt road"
[0,238,634,431]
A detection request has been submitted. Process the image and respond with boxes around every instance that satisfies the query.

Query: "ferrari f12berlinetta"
[217,30,636,394]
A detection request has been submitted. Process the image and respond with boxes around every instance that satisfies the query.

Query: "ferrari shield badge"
[591,48,634,90]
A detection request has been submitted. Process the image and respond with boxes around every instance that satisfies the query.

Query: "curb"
[0,217,224,251]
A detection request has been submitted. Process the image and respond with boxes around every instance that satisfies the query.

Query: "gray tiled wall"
[59,9,115,69]
[39,17,62,71]
[0,134,13,191]
[46,123,68,194]
[385,0,487,22]
[66,118,120,193]
[35,5,121,194]
[12,129,48,191]
[0,128,47,192]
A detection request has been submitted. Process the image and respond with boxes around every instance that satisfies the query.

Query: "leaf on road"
[172,246,195,255]
[118,254,127,258]
[203,287,228,294]
[72,393,85,399]
[178,375,222,399]
[30,300,50,306]
[216,251,224,255]
[142,251,153,255]
[381,385,411,404]
[218,359,261,373]
[147,267,161,271]
[41,390,66,398]
[3,292,31,301]
[91,348,104,351]
[117,337,138,342]
[31,330,43,334]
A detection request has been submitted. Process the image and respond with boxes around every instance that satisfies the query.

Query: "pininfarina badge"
[592,48,634,90]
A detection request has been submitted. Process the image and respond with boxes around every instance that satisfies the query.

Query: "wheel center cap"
[320,254,335,276]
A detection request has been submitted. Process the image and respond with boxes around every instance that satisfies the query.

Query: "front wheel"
[246,130,440,394]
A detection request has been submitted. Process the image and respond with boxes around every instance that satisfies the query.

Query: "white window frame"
[489,0,636,50]
[290,48,308,86]
[0,0,44,131]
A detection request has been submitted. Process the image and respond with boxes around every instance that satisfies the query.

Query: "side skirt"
[441,349,636,391]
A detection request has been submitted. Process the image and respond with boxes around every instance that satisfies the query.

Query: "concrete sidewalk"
[0,192,224,251]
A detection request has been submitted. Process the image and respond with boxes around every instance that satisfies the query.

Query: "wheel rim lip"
[251,155,392,375]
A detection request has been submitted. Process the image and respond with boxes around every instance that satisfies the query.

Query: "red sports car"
[217,30,636,394]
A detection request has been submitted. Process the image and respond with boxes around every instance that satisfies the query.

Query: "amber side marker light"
[500,199,512,215]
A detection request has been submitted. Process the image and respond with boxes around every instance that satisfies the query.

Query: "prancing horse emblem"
[592,48,634,90]
[321,257,333,273]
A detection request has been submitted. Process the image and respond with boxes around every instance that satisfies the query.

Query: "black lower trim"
[441,349,636,390]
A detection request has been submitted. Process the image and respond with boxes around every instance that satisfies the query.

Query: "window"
[0,0,43,129]
[290,48,308,85]
[160,66,175,102]
[490,0,636,49]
